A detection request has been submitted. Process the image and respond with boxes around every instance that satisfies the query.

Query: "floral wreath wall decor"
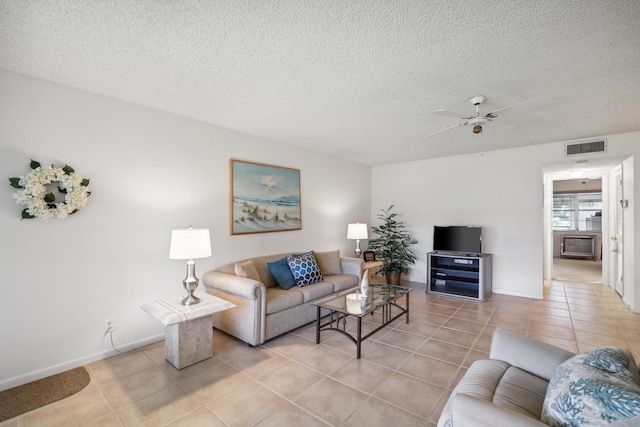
[9,160,91,219]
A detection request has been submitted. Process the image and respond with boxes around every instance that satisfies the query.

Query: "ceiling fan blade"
[432,109,471,120]
[425,123,466,138]
[486,96,549,117]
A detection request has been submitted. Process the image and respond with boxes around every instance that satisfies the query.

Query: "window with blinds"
[553,192,602,231]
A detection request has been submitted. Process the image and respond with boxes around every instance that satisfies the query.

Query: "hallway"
[553,257,602,285]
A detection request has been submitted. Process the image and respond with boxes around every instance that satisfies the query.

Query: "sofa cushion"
[234,260,260,282]
[315,250,342,275]
[542,347,640,426]
[267,257,296,290]
[325,274,359,292]
[265,287,304,314]
[296,281,335,303]
[494,365,550,418]
[438,359,547,427]
[287,252,323,286]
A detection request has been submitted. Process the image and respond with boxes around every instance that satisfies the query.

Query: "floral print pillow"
[542,347,640,426]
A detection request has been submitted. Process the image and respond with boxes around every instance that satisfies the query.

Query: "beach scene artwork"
[231,160,301,234]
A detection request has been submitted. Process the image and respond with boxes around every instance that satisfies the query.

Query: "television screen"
[433,226,482,254]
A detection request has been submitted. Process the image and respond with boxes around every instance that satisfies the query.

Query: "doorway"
[551,178,603,284]
[542,156,630,290]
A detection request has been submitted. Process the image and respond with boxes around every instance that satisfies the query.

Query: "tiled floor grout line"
[562,282,581,349]
[294,295,464,425]
[10,280,640,427]
[265,318,437,426]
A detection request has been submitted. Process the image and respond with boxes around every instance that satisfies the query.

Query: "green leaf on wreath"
[63,164,74,174]
[30,160,41,169]
[81,178,90,187]
[44,192,56,203]
[21,209,35,219]
[9,177,23,189]
[58,186,67,194]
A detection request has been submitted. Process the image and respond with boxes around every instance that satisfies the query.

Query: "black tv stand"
[433,251,480,257]
[427,252,492,301]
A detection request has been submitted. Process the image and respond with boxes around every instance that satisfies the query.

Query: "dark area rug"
[0,366,90,422]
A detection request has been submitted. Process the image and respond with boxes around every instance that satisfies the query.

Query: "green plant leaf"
[63,164,74,174]
[81,178,90,187]
[9,177,22,189]
[44,192,55,203]
[368,205,417,276]
[30,160,41,169]
[21,209,35,219]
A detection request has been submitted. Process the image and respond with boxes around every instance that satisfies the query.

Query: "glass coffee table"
[311,283,413,359]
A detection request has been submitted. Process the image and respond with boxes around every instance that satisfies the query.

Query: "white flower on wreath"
[9,160,91,219]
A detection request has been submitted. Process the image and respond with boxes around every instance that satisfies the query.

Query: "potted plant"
[366,205,417,285]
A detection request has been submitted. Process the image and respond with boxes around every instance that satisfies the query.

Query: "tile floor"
[3,280,640,427]
[553,257,602,284]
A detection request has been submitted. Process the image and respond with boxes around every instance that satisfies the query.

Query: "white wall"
[0,70,371,390]
[371,132,640,303]
[2,68,638,390]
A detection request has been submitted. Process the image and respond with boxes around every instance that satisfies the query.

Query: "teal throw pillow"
[542,347,640,426]
[267,257,296,290]
[287,252,323,286]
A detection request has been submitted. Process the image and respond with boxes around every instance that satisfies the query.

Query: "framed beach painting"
[230,160,302,235]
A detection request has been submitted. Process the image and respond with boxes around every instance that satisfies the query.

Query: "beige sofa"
[439,328,640,426]
[202,251,363,346]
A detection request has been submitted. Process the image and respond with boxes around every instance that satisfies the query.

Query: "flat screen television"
[433,226,482,255]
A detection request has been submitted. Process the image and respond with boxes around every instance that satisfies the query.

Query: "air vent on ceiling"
[565,139,607,156]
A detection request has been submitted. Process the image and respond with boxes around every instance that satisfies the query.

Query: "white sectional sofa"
[439,328,640,426]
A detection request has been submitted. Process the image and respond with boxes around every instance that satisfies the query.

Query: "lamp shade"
[169,227,212,260]
[347,223,368,240]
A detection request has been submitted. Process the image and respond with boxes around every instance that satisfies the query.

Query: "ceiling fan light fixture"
[427,95,548,139]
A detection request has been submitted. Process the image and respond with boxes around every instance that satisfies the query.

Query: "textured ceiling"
[1,0,639,165]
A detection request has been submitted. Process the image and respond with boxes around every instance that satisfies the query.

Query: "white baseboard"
[0,333,164,392]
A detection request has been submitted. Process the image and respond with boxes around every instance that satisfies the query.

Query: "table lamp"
[169,227,212,305]
[347,223,368,257]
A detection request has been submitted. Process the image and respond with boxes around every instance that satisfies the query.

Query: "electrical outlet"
[104,318,114,334]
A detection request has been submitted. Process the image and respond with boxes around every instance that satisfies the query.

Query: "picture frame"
[230,160,302,235]
[363,251,376,262]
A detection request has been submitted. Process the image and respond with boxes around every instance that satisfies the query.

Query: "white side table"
[141,293,236,369]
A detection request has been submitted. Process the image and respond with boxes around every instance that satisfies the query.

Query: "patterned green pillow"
[542,347,640,426]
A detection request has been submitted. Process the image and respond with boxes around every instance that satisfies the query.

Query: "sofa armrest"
[489,328,575,381]
[449,393,546,427]
[340,257,364,281]
[202,271,264,300]
[201,270,266,346]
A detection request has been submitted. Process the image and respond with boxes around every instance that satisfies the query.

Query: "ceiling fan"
[426,95,549,138]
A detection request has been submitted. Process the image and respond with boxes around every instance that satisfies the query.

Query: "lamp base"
[181,293,201,306]
[181,260,201,305]
[354,239,362,258]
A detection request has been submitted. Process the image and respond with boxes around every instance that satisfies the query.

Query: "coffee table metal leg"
[315,306,321,344]
[356,316,362,359]
[406,292,410,324]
